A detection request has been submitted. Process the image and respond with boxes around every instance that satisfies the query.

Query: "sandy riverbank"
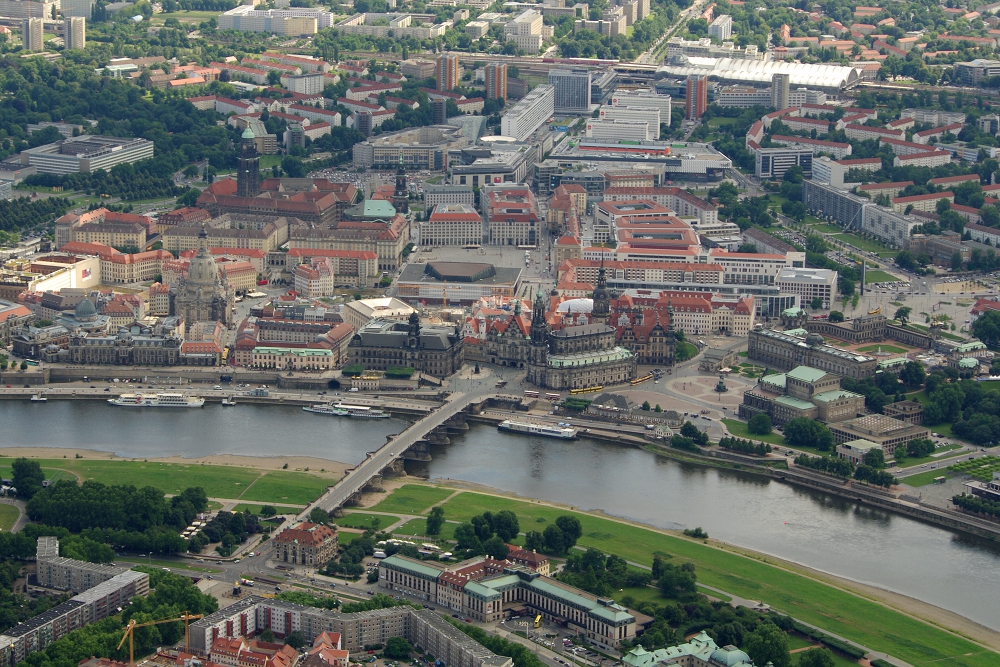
[0,447,350,478]
[376,476,1000,654]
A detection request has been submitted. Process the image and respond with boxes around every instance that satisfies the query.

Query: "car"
[452,614,459,618]
[90,385,95,388]
[104,388,111,392]
[276,586,282,591]
[206,575,213,579]
[367,591,375,595]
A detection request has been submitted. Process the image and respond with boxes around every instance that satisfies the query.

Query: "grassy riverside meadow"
[365,484,998,667]
[0,503,18,531]
[0,457,334,504]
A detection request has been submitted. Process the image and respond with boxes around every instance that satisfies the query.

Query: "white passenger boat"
[498,419,578,439]
[303,404,350,416]
[30,394,47,402]
[332,403,389,419]
[108,393,205,408]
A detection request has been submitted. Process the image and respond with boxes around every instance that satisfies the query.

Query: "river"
[4,400,1000,631]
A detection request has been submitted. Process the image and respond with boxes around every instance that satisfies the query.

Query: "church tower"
[393,155,409,214]
[237,126,260,199]
[591,258,610,325]
[664,297,677,367]
[527,288,549,387]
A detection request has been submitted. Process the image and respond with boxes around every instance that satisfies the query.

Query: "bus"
[569,385,603,395]
[545,393,561,401]
[463,244,482,250]
[534,615,541,628]
[631,373,653,386]
[524,390,540,398]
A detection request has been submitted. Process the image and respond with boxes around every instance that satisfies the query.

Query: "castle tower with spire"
[591,258,610,325]
[527,288,550,387]
[237,126,260,199]
[393,155,409,214]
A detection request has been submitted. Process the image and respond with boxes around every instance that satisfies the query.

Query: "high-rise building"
[65,17,85,50]
[432,98,448,125]
[771,73,790,111]
[435,53,458,91]
[500,84,554,140]
[356,110,373,137]
[549,68,592,114]
[21,17,43,52]
[708,14,732,41]
[685,74,707,120]
[236,126,260,198]
[485,62,507,101]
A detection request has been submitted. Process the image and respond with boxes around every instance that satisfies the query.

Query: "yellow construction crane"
[117,612,204,667]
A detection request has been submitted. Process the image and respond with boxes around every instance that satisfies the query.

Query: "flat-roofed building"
[501,84,554,140]
[19,136,154,175]
[835,438,882,464]
[828,413,930,456]
[420,203,483,247]
[775,267,837,309]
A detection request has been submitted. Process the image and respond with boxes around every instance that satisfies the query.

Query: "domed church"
[172,227,235,326]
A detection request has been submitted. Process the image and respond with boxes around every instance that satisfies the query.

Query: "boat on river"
[498,419,577,439]
[108,393,205,408]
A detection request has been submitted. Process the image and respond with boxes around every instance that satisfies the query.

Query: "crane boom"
[117,612,204,666]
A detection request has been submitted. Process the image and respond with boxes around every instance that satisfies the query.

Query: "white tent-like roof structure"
[657,57,861,91]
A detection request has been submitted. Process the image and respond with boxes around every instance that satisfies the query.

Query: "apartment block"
[500,84,554,140]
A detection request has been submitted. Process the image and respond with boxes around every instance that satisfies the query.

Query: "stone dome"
[805,332,824,347]
[708,646,752,667]
[74,298,97,321]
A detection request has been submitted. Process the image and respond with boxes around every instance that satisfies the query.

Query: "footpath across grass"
[400,484,1000,667]
[0,457,334,505]
[369,484,453,514]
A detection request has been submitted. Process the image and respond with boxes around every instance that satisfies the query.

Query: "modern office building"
[953,59,1000,86]
[500,84,554,140]
[775,267,837,309]
[420,203,484,247]
[485,62,507,100]
[708,14,732,41]
[424,184,474,208]
[585,120,650,142]
[549,68,592,114]
[598,106,659,139]
[436,53,458,91]
[18,136,154,175]
[65,17,85,50]
[218,5,336,34]
[21,17,43,51]
[685,75,707,119]
[828,413,930,456]
[753,146,812,179]
[504,9,545,54]
[610,90,671,126]
[771,72,790,111]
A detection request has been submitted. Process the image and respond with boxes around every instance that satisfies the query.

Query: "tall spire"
[592,257,610,325]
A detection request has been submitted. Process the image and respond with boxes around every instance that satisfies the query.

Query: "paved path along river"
[3,399,1000,632]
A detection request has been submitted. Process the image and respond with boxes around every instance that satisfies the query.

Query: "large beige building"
[273,521,338,566]
[71,223,146,250]
[342,297,415,331]
[738,365,866,427]
[828,413,930,457]
[420,204,484,247]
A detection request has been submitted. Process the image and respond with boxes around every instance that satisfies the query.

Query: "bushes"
[560,398,591,411]
[718,437,771,456]
[341,364,364,377]
[789,620,866,660]
[952,493,1000,517]
[384,366,414,379]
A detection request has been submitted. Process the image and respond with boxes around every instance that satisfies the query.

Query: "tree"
[783,417,832,451]
[937,198,952,215]
[483,536,509,560]
[281,156,306,178]
[651,554,666,579]
[425,506,445,535]
[810,296,824,310]
[864,448,886,469]
[542,524,565,554]
[309,507,330,525]
[952,250,964,271]
[12,458,44,500]
[829,311,844,323]
[899,361,926,388]
[285,631,306,650]
[259,629,275,643]
[524,530,544,552]
[971,310,1000,347]
[259,505,277,518]
[744,622,791,667]
[454,523,478,549]
[747,414,772,435]
[19,360,27,370]
[641,400,651,411]
[894,306,911,324]
[797,649,836,667]
[555,515,582,549]
[657,563,697,597]
[384,637,412,659]
[491,510,520,542]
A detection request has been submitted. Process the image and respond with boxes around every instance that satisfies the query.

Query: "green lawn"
[393,518,457,541]
[864,270,902,284]
[832,233,894,254]
[901,469,953,487]
[706,117,737,128]
[149,10,225,24]
[259,155,283,168]
[231,503,302,515]
[405,485,1000,667]
[720,419,787,446]
[335,512,400,530]
[857,344,910,354]
[785,633,818,651]
[0,458,334,505]
[368,484,453,514]
[895,444,964,469]
[0,504,19,531]
[793,648,858,667]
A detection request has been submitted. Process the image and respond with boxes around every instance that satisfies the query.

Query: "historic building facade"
[273,522,338,566]
[346,313,464,378]
[172,227,235,326]
[747,329,878,379]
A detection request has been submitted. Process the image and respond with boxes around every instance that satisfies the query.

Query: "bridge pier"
[445,414,469,432]
[425,426,451,445]
[383,459,406,476]
[344,491,363,507]
[362,474,383,493]
[402,441,432,461]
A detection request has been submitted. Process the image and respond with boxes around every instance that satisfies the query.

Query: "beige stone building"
[273,521,338,566]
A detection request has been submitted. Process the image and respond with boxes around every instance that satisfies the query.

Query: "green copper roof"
[774,395,816,411]
[812,389,863,403]
[242,126,255,139]
[786,366,828,383]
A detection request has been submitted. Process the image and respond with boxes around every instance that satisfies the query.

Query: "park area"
[362,484,998,667]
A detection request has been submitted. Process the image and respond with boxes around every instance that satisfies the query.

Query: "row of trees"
[557,548,652,598]
[794,454,856,478]
[670,421,711,451]
[718,436,771,456]
[952,493,1000,517]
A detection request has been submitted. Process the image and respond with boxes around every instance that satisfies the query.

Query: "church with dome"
[171,227,235,326]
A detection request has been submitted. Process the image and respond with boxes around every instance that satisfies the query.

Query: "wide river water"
[4,400,1000,631]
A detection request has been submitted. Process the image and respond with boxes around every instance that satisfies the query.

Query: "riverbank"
[371,479,1000,666]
